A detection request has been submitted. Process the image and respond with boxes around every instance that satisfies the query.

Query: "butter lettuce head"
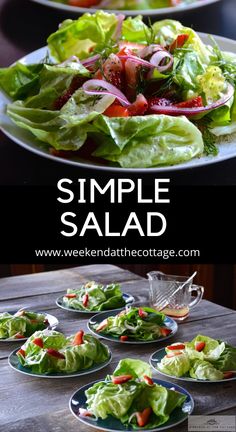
[189,360,224,381]
[0,311,46,339]
[185,335,225,362]
[158,352,190,377]
[113,358,152,378]
[211,343,236,371]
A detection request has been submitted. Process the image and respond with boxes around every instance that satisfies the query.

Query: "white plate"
[31,0,221,16]
[1,32,236,173]
[0,311,59,342]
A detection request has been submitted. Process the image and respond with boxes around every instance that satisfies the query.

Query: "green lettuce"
[211,343,236,371]
[185,335,225,361]
[0,63,43,100]
[189,360,224,380]
[0,311,47,339]
[158,352,191,377]
[113,358,152,378]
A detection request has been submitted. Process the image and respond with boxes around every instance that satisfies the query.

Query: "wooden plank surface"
[0,265,236,431]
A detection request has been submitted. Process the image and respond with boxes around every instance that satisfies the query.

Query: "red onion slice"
[113,14,125,41]
[138,44,164,59]
[150,51,173,73]
[118,54,154,69]
[82,79,131,106]
[81,54,101,67]
[150,83,234,117]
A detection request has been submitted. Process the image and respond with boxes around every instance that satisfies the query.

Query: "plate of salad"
[150,334,236,382]
[0,310,58,342]
[31,0,221,16]
[56,281,134,313]
[69,358,194,431]
[1,12,236,172]
[8,329,112,377]
[88,306,178,344]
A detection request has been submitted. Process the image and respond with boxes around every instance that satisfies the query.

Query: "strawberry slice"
[112,375,133,384]
[104,104,129,117]
[127,94,148,116]
[143,375,154,386]
[82,293,89,307]
[160,327,172,337]
[175,96,203,108]
[73,330,84,345]
[167,344,185,350]
[169,34,189,52]
[120,335,129,341]
[138,308,148,319]
[136,407,152,427]
[17,348,26,357]
[46,349,65,360]
[195,341,205,352]
[166,351,182,358]
[15,333,25,339]
[103,54,124,90]
[33,337,44,348]
[65,293,77,299]
[96,319,108,332]
[223,371,234,379]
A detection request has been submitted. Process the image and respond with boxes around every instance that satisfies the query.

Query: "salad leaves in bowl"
[69,358,194,431]
[8,329,111,377]
[88,306,177,343]
[150,334,236,382]
[0,310,58,341]
[1,12,236,170]
[56,281,134,313]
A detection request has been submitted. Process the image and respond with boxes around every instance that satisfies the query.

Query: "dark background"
[0,0,236,185]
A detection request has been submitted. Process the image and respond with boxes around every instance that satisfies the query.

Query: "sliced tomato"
[166,351,182,358]
[68,0,100,6]
[120,335,129,341]
[136,407,152,427]
[223,371,234,379]
[160,327,172,337]
[17,348,26,357]
[33,337,44,348]
[46,349,65,360]
[143,375,154,386]
[195,341,206,352]
[138,308,148,319]
[96,319,108,332]
[65,293,77,299]
[15,333,25,339]
[175,96,203,108]
[112,375,133,384]
[167,344,185,350]
[94,69,103,80]
[73,330,84,346]
[169,34,189,52]
[128,94,148,116]
[82,293,89,307]
[104,104,129,117]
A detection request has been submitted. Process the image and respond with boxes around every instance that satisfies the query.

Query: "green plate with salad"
[1,12,236,172]
[56,281,134,313]
[0,310,58,342]
[8,329,112,377]
[69,358,194,431]
[150,334,236,382]
[88,307,178,344]
[31,0,220,16]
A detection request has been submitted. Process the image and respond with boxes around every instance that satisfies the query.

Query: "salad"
[61,281,126,311]
[0,310,49,340]
[51,0,198,10]
[156,334,236,380]
[77,358,187,429]
[16,329,110,374]
[93,306,173,341]
[1,12,236,168]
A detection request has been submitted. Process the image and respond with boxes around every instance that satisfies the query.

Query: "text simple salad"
[51,0,198,10]
[0,310,49,340]
[16,329,110,374]
[93,306,172,341]
[77,358,187,428]
[1,12,236,168]
[157,334,236,380]
[62,281,126,311]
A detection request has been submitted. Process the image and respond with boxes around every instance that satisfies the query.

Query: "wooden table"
[0,265,236,431]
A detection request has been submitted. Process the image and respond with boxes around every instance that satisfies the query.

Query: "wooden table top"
[0,264,236,431]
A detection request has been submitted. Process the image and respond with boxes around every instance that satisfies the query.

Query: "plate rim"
[8,346,112,378]
[149,347,236,383]
[31,0,221,16]
[1,31,236,173]
[69,377,194,432]
[0,310,59,342]
[87,309,178,344]
[56,293,135,314]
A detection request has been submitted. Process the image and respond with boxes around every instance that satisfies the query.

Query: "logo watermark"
[188,416,236,431]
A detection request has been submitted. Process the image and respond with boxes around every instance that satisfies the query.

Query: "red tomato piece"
[136,407,152,427]
[17,348,26,357]
[33,337,44,348]
[112,375,133,384]
[175,96,203,108]
[169,34,189,52]
[195,341,206,352]
[104,104,129,117]
[46,349,65,359]
[82,293,89,307]
[143,375,154,386]
[120,335,129,341]
[160,327,172,337]
[65,293,77,298]
[73,330,84,345]
[167,344,185,350]
[138,308,148,319]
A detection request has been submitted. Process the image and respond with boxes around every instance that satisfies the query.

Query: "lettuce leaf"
[113,358,152,378]
[189,360,224,380]
[0,63,43,100]
[158,352,190,377]
[185,335,225,362]
[211,343,236,371]
[0,311,46,339]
